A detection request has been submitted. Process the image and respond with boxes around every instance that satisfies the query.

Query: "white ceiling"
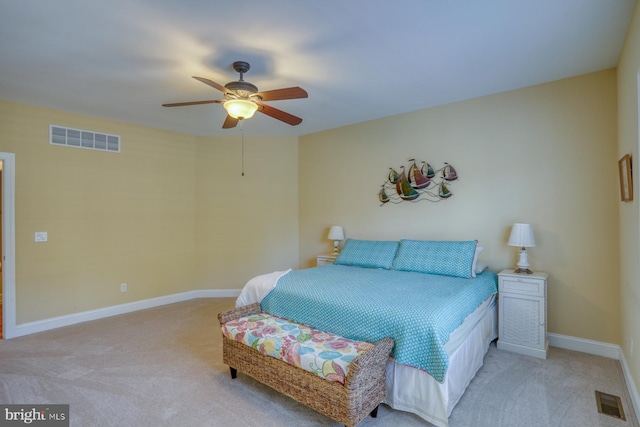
[0,0,636,136]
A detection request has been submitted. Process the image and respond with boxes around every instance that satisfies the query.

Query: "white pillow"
[475,261,488,274]
[471,246,483,278]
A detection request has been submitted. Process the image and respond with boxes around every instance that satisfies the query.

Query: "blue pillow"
[391,239,478,278]
[334,239,400,269]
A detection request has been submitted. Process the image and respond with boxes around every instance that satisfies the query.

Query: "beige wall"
[0,65,626,361]
[618,0,640,401]
[0,99,299,324]
[194,134,299,289]
[300,70,620,344]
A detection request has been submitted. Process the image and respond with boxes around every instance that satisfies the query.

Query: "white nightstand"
[497,269,548,359]
[316,254,338,266]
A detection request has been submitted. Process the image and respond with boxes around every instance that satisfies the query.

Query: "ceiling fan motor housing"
[224,80,258,97]
[225,61,259,98]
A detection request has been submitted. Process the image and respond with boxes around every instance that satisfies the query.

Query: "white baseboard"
[548,332,620,359]
[549,332,640,418]
[7,289,241,339]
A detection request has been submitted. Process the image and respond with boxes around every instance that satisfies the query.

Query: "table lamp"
[327,226,345,255]
[508,223,535,274]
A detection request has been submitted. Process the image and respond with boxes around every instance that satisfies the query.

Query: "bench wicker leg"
[229,367,237,379]
[370,405,379,418]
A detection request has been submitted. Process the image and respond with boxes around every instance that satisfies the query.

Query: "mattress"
[259,265,497,381]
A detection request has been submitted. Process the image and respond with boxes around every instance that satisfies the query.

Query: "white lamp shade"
[223,99,258,119]
[508,223,535,247]
[327,226,345,241]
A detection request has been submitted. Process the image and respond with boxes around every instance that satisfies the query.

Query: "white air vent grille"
[50,125,120,153]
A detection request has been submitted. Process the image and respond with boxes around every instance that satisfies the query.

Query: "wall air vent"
[49,125,120,153]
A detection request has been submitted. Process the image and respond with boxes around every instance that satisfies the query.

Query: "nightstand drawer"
[500,277,545,297]
[317,254,337,266]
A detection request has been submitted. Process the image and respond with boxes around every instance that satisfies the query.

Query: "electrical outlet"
[34,232,47,242]
[120,283,127,293]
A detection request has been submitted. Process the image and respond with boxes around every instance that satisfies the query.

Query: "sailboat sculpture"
[442,162,458,181]
[388,168,400,184]
[378,185,390,204]
[379,158,459,205]
[420,161,436,178]
[396,166,420,201]
[439,181,453,198]
[408,159,431,189]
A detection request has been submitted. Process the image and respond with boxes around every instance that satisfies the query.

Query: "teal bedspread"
[260,265,498,382]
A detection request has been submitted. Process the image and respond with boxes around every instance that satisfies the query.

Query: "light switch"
[34,232,48,242]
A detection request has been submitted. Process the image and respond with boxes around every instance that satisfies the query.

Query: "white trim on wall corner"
[8,289,241,339]
[0,152,16,341]
[549,332,639,418]
[619,348,640,424]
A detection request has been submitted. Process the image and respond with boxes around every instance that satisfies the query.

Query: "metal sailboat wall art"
[379,158,458,205]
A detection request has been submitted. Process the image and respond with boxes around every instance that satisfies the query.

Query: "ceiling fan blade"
[192,76,229,94]
[257,102,303,126]
[222,115,239,129]
[256,86,308,101]
[162,100,223,107]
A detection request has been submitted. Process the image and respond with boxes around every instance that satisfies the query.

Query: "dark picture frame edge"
[619,154,633,202]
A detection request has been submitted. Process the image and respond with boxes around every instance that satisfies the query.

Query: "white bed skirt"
[383,297,498,427]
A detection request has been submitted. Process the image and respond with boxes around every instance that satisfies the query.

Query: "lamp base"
[514,247,533,274]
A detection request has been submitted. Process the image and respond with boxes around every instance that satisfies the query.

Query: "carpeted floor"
[0,298,637,426]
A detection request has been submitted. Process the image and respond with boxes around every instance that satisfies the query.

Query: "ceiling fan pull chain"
[241,122,245,177]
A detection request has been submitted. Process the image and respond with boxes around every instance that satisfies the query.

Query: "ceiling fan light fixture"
[164,62,306,128]
[224,99,258,120]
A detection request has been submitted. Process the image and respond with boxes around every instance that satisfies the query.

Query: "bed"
[235,238,498,427]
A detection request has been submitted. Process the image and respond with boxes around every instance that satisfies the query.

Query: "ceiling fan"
[162,61,308,129]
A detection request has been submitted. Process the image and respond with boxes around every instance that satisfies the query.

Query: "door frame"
[0,152,15,338]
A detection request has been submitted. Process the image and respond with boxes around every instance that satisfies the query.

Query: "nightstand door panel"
[499,293,545,348]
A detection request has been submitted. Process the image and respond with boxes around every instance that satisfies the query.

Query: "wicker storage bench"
[218,303,394,427]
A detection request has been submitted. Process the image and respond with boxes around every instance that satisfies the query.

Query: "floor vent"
[595,390,626,421]
[50,125,120,153]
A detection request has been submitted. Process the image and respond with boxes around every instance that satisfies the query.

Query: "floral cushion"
[221,313,374,384]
